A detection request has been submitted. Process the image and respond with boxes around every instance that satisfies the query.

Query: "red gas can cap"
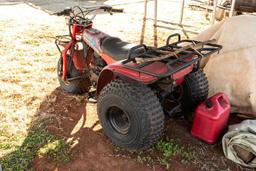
[205,99,213,108]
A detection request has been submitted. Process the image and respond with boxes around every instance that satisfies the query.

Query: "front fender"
[97,69,115,95]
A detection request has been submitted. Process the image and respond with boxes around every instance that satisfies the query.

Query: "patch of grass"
[0,78,21,84]
[156,138,195,168]
[25,32,55,42]
[113,146,123,153]
[0,124,13,137]
[38,32,55,41]
[113,138,196,169]
[44,67,56,73]
[156,139,180,157]
[0,117,71,171]
[1,131,54,170]
[158,157,170,169]
[0,134,22,160]
[0,143,12,150]
[23,39,40,46]
[137,154,153,164]
[38,139,70,163]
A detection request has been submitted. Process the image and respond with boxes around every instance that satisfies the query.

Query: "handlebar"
[53,5,123,39]
[52,5,123,17]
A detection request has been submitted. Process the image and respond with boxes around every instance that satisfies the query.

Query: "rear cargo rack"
[122,33,222,79]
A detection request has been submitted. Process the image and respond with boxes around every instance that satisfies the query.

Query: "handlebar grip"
[112,8,124,13]
[99,6,123,13]
[51,8,72,16]
[99,6,112,11]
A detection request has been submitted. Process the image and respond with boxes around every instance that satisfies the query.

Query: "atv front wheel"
[97,79,165,150]
[57,56,91,94]
[181,69,209,120]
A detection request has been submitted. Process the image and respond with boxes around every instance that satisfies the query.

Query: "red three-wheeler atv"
[54,6,222,150]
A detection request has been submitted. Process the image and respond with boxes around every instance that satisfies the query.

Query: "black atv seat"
[101,37,136,61]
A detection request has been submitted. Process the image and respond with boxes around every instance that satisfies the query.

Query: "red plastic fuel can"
[191,93,231,144]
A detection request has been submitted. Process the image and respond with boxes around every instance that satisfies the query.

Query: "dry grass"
[0,4,66,159]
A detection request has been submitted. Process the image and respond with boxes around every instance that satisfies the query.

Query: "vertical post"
[140,0,147,44]
[229,0,236,17]
[179,0,185,25]
[211,0,218,25]
[154,0,158,47]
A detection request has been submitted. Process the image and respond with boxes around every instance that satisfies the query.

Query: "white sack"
[222,120,256,167]
[195,15,256,116]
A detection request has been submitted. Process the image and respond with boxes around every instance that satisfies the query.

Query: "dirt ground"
[31,88,247,171]
[0,1,253,171]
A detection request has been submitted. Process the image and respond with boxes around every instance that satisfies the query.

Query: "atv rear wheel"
[97,79,165,150]
[181,69,209,120]
[57,56,91,94]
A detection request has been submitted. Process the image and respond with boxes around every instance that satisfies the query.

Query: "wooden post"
[140,0,148,44]
[154,0,158,47]
[211,0,218,25]
[229,0,236,17]
[179,0,185,25]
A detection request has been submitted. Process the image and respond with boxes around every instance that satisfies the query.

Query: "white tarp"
[222,120,256,167]
[195,15,256,116]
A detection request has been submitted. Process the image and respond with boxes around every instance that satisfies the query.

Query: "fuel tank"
[191,93,231,144]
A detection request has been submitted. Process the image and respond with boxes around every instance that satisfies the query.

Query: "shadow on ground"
[1,88,160,171]
[1,87,252,170]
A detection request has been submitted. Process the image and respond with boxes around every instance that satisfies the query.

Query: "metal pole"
[140,0,147,44]
[211,0,218,25]
[154,0,158,47]
[179,0,185,24]
[229,0,236,17]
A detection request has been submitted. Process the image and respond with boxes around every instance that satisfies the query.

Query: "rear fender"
[96,61,159,95]
[96,61,194,94]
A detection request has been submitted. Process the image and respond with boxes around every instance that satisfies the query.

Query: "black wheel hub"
[107,106,131,135]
